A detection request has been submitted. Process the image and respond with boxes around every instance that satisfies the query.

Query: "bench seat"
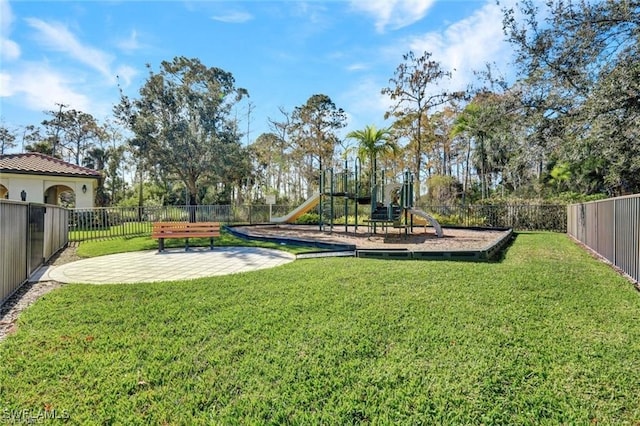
[151,221,221,252]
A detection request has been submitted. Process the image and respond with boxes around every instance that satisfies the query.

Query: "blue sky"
[1,0,516,149]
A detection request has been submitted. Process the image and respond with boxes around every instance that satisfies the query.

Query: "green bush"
[427,212,487,227]
[295,213,320,225]
[332,214,370,225]
[547,192,608,204]
[70,210,123,230]
[425,174,463,205]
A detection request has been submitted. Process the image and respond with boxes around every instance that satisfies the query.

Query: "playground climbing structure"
[313,160,444,238]
[269,159,443,238]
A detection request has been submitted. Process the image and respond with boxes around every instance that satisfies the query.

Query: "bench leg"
[185,238,190,251]
[158,238,165,252]
[210,237,214,250]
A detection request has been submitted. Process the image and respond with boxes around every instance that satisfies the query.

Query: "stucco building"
[0,153,101,208]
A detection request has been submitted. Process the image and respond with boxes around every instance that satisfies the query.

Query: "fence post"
[613,199,616,268]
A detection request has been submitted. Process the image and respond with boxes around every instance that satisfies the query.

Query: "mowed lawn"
[1,233,639,424]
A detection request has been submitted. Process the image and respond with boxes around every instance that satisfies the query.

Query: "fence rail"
[568,194,640,284]
[1,201,69,305]
[417,204,567,231]
[70,205,232,241]
[315,202,567,231]
[67,202,567,242]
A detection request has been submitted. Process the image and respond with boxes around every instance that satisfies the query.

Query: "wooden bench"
[151,222,221,252]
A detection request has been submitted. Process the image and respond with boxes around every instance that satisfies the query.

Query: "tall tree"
[25,140,55,156]
[503,0,640,194]
[20,125,43,153]
[267,107,296,200]
[429,107,457,177]
[251,132,289,197]
[452,92,513,199]
[0,125,17,155]
[100,121,128,206]
[452,102,486,198]
[290,94,347,197]
[41,103,67,158]
[82,146,109,206]
[115,56,248,212]
[104,144,128,205]
[346,125,397,183]
[41,107,103,165]
[382,51,463,196]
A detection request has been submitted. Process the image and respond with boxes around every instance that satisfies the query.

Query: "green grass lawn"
[75,230,319,258]
[1,233,640,424]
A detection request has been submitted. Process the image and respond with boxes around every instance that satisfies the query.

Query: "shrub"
[295,213,320,225]
[427,212,487,227]
[70,210,122,230]
[332,214,370,225]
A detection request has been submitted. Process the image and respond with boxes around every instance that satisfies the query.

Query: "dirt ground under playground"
[233,224,511,251]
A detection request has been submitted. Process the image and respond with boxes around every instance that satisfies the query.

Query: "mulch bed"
[233,224,510,251]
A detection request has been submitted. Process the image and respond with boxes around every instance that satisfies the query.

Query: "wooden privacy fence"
[0,201,69,305]
[568,194,640,284]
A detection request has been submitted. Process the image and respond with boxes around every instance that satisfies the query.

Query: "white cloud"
[288,2,332,39]
[0,72,14,97]
[340,75,394,130]
[211,11,253,24]
[0,0,14,35]
[1,38,20,61]
[350,0,436,33]
[346,63,368,72]
[1,62,91,112]
[0,0,20,61]
[25,18,116,82]
[1,12,140,125]
[405,1,512,92]
[116,30,143,53]
[356,0,516,124]
[115,65,138,88]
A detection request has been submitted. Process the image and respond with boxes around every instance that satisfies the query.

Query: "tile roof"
[0,153,101,178]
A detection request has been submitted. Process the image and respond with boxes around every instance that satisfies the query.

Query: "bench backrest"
[152,222,221,236]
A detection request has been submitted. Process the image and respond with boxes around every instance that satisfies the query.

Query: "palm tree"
[346,125,397,179]
[451,102,491,200]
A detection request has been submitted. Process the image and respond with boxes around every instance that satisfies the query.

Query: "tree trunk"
[414,114,423,198]
[188,191,197,222]
[136,167,144,222]
[464,139,471,201]
[187,179,198,222]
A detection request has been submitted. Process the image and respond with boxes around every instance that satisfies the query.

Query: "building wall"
[0,173,96,208]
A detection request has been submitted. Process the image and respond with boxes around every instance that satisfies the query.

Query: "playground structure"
[271,193,320,223]
[272,160,443,238]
